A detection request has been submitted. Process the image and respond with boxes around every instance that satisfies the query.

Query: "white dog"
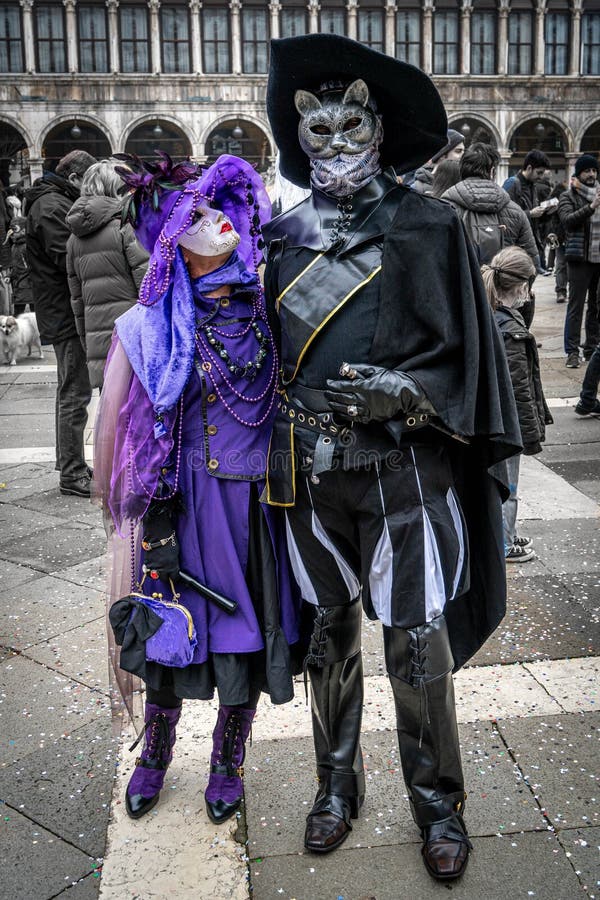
[1,312,43,366]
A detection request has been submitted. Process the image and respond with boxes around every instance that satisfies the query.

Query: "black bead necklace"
[203,320,269,380]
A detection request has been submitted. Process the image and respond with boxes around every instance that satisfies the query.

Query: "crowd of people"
[0,32,598,888]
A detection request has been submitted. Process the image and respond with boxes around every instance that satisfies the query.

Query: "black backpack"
[460,208,506,264]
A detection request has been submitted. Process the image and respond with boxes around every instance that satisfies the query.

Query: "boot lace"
[129,712,171,764]
[215,712,245,777]
[303,608,334,702]
[409,637,431,749]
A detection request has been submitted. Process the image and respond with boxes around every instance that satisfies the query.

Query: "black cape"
[264,182,522,669]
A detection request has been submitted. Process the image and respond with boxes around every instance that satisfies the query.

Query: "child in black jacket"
[483,247,554,562]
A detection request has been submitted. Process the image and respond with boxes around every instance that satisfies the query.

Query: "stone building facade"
[0,0,599,186]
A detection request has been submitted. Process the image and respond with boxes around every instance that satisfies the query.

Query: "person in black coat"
[25,150,96,497]
[483,247,553,563]
[557,154,600,368]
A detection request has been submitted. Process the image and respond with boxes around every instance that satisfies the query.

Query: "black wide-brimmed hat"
[267,34,448,188]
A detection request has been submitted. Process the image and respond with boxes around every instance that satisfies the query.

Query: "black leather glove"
[324,363,435,425]
[142,499,180,581]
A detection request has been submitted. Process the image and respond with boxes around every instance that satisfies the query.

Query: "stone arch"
[120,115,194,158]
[38,114,115,158]
[448,114,501,149]
[577,115,600,155]
[201,116,274,173]
[0,118,31,186]
[506,113,573,155]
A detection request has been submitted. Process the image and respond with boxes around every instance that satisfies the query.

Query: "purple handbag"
[130,582,198,668]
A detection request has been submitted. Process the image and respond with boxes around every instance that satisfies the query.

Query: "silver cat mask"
[294,79,383,198]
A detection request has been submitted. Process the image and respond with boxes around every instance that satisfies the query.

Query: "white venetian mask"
[178,205,241,257]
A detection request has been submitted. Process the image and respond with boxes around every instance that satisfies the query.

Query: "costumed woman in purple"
[93,153,300,824]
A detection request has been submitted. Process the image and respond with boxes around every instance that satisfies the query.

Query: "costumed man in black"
[262,35,521,883]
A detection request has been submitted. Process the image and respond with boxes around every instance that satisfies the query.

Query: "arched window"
[281,1,308,38]
[125,120,192,162]
[509,118,567,174]
[78,4,109,73]
[35,4,66,73]
[119,2,150,73]
[545,0,569,75]
[161,2,191,73]
[471,0,496,75]
[449,117,497,148]
[433,0,460,75]
[202,2,231,74]
[508,0,534,75]
[42,121,112,171]
[581,119,600,154]
[319,1,346,35]
[395,2,421,67]
[582,0,600,75]
[205,119,271,173]
[357,2,385,53]
[0,4,23,73]
[241,1,269,74]
[0,121,28,187]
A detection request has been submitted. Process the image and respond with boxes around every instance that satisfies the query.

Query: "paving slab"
[558,826,600,899]
[13,488,101,528]
[24,617,109,693]
[60,874,102,898]
[454,663,563,721]
[555,572,600,621]
[0,806,95,900]
[574,479,600,504]
[98,711,248,900]
[51,554,108,590]
[518,455,599,521]
[469,574,600,666]
[1,559,39,589]
[0,461,59,500]
[542,442,600,464]
[1,382,57,402]
[0,524,106,573]
[0,412,56,447]
[245,721,543,861]
[249,829,581,900]
[0,500,70,541]
[0,718,116,858]
[524,658,599,713]
[0,397,58,417]
[1,574,104,651]
[0,655,111,767]
[544,405,600,446]
[498,711,600,830]
[516,518,600,576]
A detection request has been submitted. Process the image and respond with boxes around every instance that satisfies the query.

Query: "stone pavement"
[0,277,598,900]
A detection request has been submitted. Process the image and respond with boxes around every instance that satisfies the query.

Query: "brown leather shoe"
[304,811,352,853]
[422,835,470,881]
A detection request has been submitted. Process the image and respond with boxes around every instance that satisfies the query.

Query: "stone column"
[569,0,583,76]
[498,150,513,185]
[308,1,320,34]
[189,0,203,73]
[461,0,472,75]
[28,158,45,182]
[346,0,358,41]
[63,0,78,73]
[269,1,281,39]
[19,0,35,73]
[148,0,161,73]
[423,0,434,75]
[230,0,242,74]
[497,1,509,76]
[535,0,546,76]
[105,0,120,73]
[385,1,396,56]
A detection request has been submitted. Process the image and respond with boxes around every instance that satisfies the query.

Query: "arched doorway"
[205,120,271,173]
[125,120,192,161]
[42,120,112,171]
[449,117,497,149]
[580,120,600,156]
[508,118,567,178]
[0,121,29,187]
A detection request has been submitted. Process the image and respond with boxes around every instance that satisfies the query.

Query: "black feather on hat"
[267,34,448,188]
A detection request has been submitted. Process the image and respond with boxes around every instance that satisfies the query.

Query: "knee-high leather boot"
[304,597,365,854]
[384,615,471,881]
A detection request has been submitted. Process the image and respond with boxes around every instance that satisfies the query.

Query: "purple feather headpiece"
[114,151,271,306]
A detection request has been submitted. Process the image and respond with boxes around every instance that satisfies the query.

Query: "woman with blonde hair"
[482,246,553,562]
[66,159,148,389]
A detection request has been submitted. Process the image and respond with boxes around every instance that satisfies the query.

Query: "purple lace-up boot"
[125,702,182,819]
[205,706,255,824]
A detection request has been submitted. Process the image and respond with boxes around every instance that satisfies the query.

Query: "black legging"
[146,680,262,710]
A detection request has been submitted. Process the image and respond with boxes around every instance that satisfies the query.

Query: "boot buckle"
[237,766,244,777]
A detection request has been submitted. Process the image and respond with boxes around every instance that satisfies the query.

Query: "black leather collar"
[263,169,406,254]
